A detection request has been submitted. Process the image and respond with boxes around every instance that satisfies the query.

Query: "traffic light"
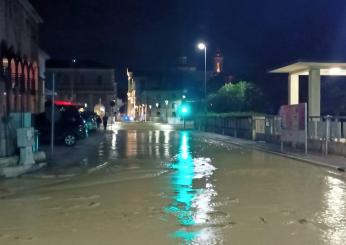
[178,103,191,117]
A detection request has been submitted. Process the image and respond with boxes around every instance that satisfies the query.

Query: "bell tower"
[214,50,224,74]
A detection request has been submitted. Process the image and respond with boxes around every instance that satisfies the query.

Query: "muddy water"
[1,130,346,245]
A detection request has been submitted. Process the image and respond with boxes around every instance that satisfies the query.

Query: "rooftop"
[46,59,113,70]
[270,61,346,76]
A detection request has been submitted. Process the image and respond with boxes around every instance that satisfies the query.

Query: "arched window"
[1,57,9,79]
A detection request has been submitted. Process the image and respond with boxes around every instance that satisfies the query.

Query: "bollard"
[325,115,332,155]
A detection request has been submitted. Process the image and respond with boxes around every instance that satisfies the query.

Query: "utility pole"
[51,73,55,154]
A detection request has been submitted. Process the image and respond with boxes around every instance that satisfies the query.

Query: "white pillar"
[288,73,299,105]
[308,69,321,117]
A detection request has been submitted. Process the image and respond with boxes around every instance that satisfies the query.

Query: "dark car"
[34,106,87,146]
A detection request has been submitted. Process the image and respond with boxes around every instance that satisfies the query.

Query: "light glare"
[329,67,342,75]
[198,43,206,50]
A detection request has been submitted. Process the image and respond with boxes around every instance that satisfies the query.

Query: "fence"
[194,114,346,157]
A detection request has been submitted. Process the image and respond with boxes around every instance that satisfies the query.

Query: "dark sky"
[30,0,346,107]
[31,0,346,71]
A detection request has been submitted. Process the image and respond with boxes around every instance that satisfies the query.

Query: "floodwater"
[1,128,346,245]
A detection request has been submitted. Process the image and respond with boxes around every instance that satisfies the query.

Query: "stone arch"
[17,61,23,88]
[22,62,28,93]
[10,59,16,90]
[31,61,38,93]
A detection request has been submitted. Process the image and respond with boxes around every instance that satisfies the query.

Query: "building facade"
[0,0,44,117]
[139,89,183,122]
[46,60,117,116]
[126,56,210,121]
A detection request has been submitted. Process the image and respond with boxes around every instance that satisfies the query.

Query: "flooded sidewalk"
[0,128,346,244]
[195,131,346,171]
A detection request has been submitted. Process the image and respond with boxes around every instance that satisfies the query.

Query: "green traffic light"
[178,104,190,117]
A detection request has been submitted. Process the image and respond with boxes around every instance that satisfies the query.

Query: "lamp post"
[165,100,169,123]
[71,58,77,101]
[197,42,207,114]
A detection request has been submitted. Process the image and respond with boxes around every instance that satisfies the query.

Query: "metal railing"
[195,114,346,156]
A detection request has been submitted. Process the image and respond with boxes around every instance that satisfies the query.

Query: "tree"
[208,81,263,113]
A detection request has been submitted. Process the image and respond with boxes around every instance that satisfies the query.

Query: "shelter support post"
[308,69,321,118]
[288,73,299,105]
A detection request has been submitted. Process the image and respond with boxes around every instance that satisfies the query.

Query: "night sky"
[30,0,346,108]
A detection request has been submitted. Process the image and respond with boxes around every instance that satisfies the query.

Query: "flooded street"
[1,128,346,244]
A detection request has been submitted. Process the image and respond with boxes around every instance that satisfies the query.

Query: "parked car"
[34,106,87,146]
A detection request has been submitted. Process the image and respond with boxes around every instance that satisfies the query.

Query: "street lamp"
[142,104,145,122]
[197,42,207,114]
[165,100,169,123]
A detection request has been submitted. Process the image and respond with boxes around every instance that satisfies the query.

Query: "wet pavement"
[1,127,346,244]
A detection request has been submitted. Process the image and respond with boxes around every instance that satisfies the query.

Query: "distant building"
[46,59,117,116]
[0,0,45,116]
[140,89,183,122]
[126,56,209,121]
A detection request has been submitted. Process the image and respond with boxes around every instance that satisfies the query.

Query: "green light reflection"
[165,131,218,244]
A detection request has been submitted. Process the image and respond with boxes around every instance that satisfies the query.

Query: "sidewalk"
[38,130,107,175]
[194,131,346,171]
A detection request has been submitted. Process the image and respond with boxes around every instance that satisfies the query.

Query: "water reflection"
[165,131,218,244]
[320,176,346,245]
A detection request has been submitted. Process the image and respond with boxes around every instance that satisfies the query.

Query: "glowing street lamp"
[197,42,207,113]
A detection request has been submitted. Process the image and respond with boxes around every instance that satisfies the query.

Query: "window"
[80,74,85,83]
[97,75,103,85]
[64,75,70,83]
[56,73,62,82]
[1,58,9,78]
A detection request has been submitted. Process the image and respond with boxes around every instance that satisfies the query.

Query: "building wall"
[0,0,42,116]
[0,0,41,61]
[46,68,117,114]
[139,90,183,121]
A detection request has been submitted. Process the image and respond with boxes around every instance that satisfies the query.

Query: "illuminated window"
[1,58,9,77]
